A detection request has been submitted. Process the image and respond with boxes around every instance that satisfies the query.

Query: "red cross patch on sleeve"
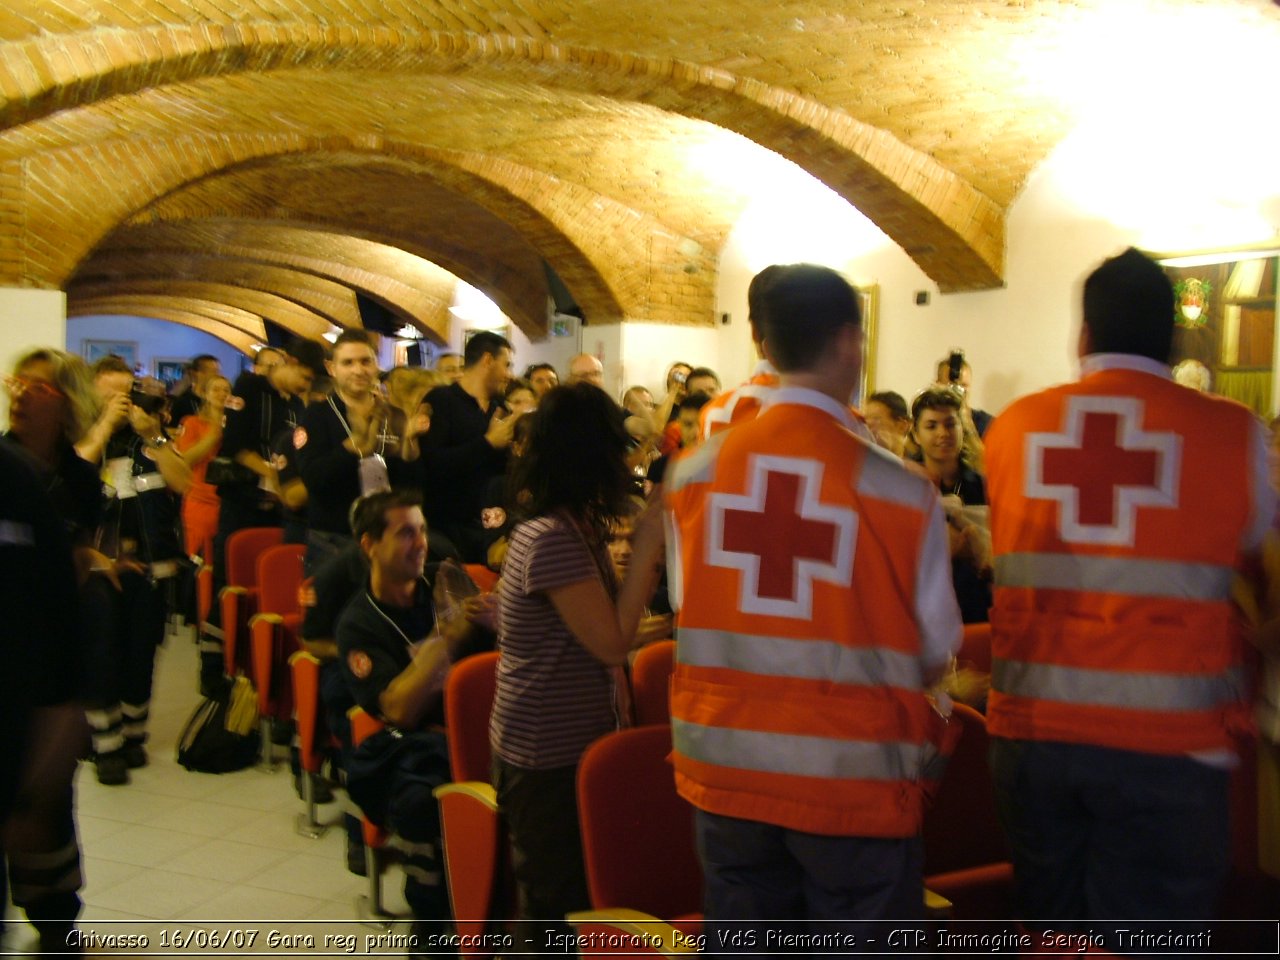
[347,650,373,680]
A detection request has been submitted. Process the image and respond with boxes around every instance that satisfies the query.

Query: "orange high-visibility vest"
[666,390,953,837]
[699,362,780,440]
[985,362,1261,754]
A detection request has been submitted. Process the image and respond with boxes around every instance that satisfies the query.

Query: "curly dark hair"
[509,382,637,540]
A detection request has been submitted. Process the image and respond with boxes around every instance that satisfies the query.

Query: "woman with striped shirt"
[489,382,665,931]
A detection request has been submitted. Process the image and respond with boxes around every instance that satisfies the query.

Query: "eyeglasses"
[3,374,65,400]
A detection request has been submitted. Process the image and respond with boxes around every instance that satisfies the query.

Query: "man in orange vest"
[985,248,1275,925]
[665,264,963,940]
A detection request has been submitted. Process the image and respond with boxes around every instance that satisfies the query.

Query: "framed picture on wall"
[83,339,138,371]
[1151,243,1280,418]
[464,326,512,349]
[153,358,186,388]
[856,283,880,404]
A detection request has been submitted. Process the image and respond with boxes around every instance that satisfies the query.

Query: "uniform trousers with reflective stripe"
[2,702,85,945]
[695,809,923,954]
[990,737,1229,925]
[81,569,166,753]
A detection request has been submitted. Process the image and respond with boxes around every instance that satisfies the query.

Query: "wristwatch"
[145,434,171,450]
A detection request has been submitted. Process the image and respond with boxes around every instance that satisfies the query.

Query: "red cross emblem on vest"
[1026,396,1180,546]
[707,454,856,618]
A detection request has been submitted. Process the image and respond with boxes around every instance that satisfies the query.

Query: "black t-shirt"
[420,382,507,555]
[169,390,201,426]
[302,542,369,644]
[97,427,182,562]
[0,435,100,547]
[336,578,438,725]
[297,396,366,536]
[221,372,304,503]
[0,442,80,721]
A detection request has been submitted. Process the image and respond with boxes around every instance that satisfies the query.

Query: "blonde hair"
[384,366,445,410]
[12,347,98,443]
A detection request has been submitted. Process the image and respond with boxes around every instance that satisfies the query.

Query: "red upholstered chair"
[576,725,702,929]
[433,782,506,958]
[562,912,701,956]
[218,526,283,676]
[434,651,509,953]
[958,622,993,674]
[349,707,396,922]
[289,650,330,838]
[462,563,500,594]
[444,651,500,782]
[631,639,675,727]
[922,702,1013,922]
[248,543,306,764]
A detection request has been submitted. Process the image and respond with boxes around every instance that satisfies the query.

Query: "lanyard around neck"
[330,395,385,456]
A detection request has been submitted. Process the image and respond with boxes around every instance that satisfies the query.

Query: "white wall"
[67,315,249,378]
[711,114,1280,418]
[0,287,66,426]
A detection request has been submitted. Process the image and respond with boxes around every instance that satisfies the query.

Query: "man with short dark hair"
[338,489,450,937]
[665,263,962,937]
[933,353,992,437]
[433,352,463,384]
[683,366,720,400]
[80,356,192,784]
[524,362,559,398]
[419,331,514,562]
[253,347,284,376]
[700,265,785,440]
[297,330,423,575]
[201,338,326,687]
[169,354,221,424]
[338,489,491,939]
[984,247,1274,927]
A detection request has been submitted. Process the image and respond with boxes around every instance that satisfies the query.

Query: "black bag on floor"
[176,675,260,773]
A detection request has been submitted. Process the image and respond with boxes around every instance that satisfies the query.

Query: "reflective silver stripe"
[854,444,929,510]
[678,627,923,690]
[993,658,1244,712]
[133,472,167,493]
[673,718,920,782]
[994,552,1233,601]
[666,430,729,493]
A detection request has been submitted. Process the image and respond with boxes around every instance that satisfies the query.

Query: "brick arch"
[67,280,334,340]
[129,146,693,324]
[72,252,366,329]
[69,296,265,353]
[2,25,1003,291]
[92,220,459,342]
[39,136,630,332]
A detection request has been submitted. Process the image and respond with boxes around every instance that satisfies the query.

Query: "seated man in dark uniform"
[338,489,492,943]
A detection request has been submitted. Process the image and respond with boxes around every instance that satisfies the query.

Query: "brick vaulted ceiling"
[0,1,1275,349]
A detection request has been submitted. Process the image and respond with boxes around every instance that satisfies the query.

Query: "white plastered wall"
[708,115,1280,419]
[0,287,66,426]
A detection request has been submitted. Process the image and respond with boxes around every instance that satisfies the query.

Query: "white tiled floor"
[2,628,412,953]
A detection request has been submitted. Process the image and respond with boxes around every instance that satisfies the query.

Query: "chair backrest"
[444,651,500,782]
[959,622,992,674]
[226,526,284,589]
[922,702,1008,876]
[462,563,500,594]
[631,639,675,727]
[289,651,322,772]
[256,543,306,617]
[577,725,702,920]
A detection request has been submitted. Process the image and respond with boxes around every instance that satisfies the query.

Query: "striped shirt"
[489,512,618,769]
